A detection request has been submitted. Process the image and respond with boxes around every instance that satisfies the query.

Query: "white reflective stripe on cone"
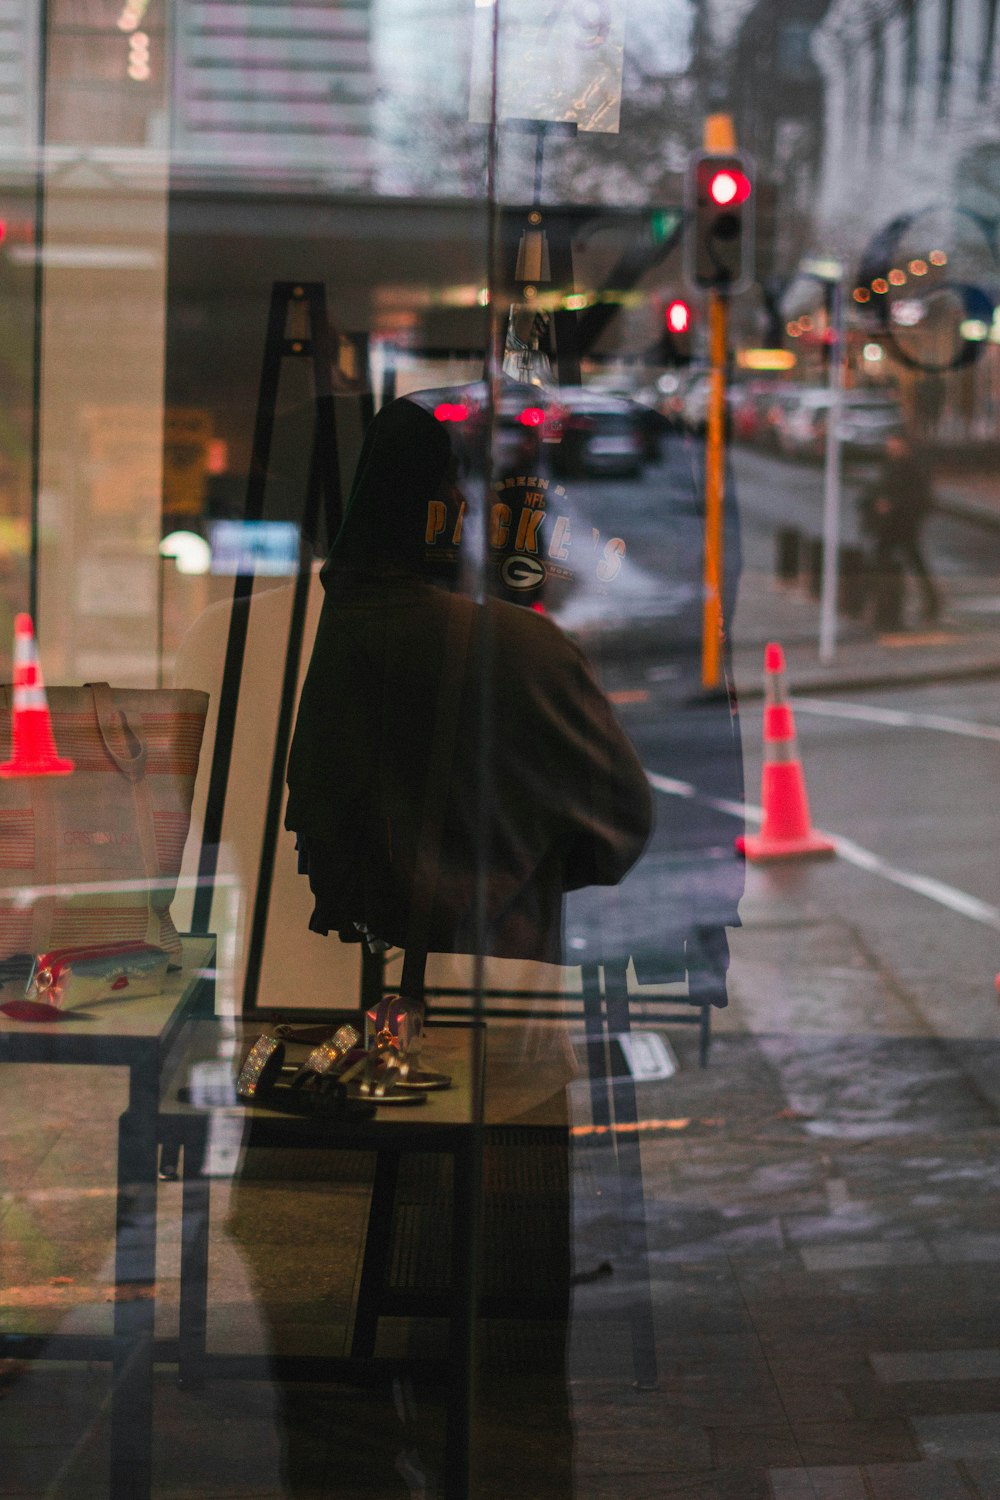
[14,688,48,709]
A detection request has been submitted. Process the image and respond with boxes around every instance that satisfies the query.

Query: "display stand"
[0,937,217,1500]
[155,1017,484,1500]
[191,282,342,970]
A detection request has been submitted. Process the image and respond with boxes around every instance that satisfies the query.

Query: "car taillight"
[434,402,470,423]
[518,406,545,427]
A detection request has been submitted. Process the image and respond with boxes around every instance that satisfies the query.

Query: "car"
[680,373,711,433]
[729,380,788,445]
[408,380,556,478]
[777,387,904,460]
[837,390,905,455]
[678,373,759,438]
[409,380,649,480]
[547,387,645,478]
[775,387,835,457]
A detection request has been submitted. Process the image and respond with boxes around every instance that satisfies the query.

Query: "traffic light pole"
[701,289,727,690]
[819,276,846,663]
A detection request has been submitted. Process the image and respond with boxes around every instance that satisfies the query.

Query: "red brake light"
[433,402,469,423]
[518,406,545,427]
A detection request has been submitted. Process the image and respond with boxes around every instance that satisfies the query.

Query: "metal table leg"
[111,1053,159,1499]
[350,1149,400,1359]
[602,965,659,1392]
[176,1122,210,1390]
[445,1132,479,1500]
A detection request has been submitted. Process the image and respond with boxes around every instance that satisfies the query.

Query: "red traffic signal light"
[666,299,691,334]
[707,169,751,207]
[686,151,755,293]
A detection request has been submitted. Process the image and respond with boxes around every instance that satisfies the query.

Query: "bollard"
[775,527,800,585]
[872,559,905,631]
[838,545,867,618]
[806,536,823,599]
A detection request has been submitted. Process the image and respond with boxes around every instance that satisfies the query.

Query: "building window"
[778,21,815,78]
[980,0,999,97]
[901,0,919,127]
[869,22,885,143]
[938,0,955,115]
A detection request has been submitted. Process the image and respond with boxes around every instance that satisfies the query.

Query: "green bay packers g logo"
[500,554,545,590]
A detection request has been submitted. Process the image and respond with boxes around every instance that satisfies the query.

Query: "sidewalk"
[5,979,1000,1499]
[732,566,1000,699]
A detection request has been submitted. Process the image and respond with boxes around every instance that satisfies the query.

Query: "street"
[551,430,1000,1057]
[557,443,1000,1496]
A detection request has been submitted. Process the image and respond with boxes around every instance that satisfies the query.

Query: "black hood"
[321,397,452,588]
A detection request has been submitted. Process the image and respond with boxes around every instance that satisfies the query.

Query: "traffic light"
[661,298,693,364]
[665,299,691,335]
[686,151,755,293]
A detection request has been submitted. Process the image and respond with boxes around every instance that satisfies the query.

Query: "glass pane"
[6,0,1000,1496]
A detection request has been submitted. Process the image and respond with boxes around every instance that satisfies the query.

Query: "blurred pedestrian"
[858,434,941,628]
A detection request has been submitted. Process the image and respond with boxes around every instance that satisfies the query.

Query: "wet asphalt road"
[551,436,1000,1053]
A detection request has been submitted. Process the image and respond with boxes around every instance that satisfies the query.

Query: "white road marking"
[646,771,1000,932]
[795,697,1000,743]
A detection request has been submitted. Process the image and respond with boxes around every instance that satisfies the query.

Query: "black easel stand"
[160,285,342,1187]
[191,283,341,953]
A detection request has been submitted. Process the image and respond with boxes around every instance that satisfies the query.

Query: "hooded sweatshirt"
[284,396,653,965]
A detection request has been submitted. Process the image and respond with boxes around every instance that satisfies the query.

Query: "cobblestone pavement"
[2,563,999,1497]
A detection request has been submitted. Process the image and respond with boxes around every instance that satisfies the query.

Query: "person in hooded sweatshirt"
[284,394,654,971]
[282,394,653,1496]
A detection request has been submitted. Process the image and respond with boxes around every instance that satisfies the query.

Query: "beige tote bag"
[0,683,208,962]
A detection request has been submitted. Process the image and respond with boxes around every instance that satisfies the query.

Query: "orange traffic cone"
[736,642,834,862]
[0,613,74,778]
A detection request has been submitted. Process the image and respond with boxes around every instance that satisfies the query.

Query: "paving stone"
[576,1466,772,1500]
[932,1235,1000,1263]
[711,1422,801,1467]
[864,1459,974,1498]
[960,1456,1000,1498]
[784,1214,892,1246]
[914,1415,1000,1460]
[800,1241,932,1272]
[769,1466,867,1500]
[790,1418,921,1465]
[773,1383,855,1421]
[872,1350,1000,1382]
[572,1408,713,1471]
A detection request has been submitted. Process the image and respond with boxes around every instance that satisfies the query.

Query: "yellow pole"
[701,289,727,689]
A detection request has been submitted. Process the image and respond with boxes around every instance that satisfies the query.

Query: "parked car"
[413,380,649,480]
[758,387,801,450]
[776,387,836,458]
[838,390,905,455]
[729,380,788,445]
[410,380,557,478]
[777,387,904,460]
[548,387,645,478]
[677,373,756,438]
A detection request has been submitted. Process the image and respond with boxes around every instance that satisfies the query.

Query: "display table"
[157,1018,486,1500]
[0,935,216,1500]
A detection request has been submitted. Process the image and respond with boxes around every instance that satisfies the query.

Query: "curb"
[733,655,1000,701]
[935,494,1000,532]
